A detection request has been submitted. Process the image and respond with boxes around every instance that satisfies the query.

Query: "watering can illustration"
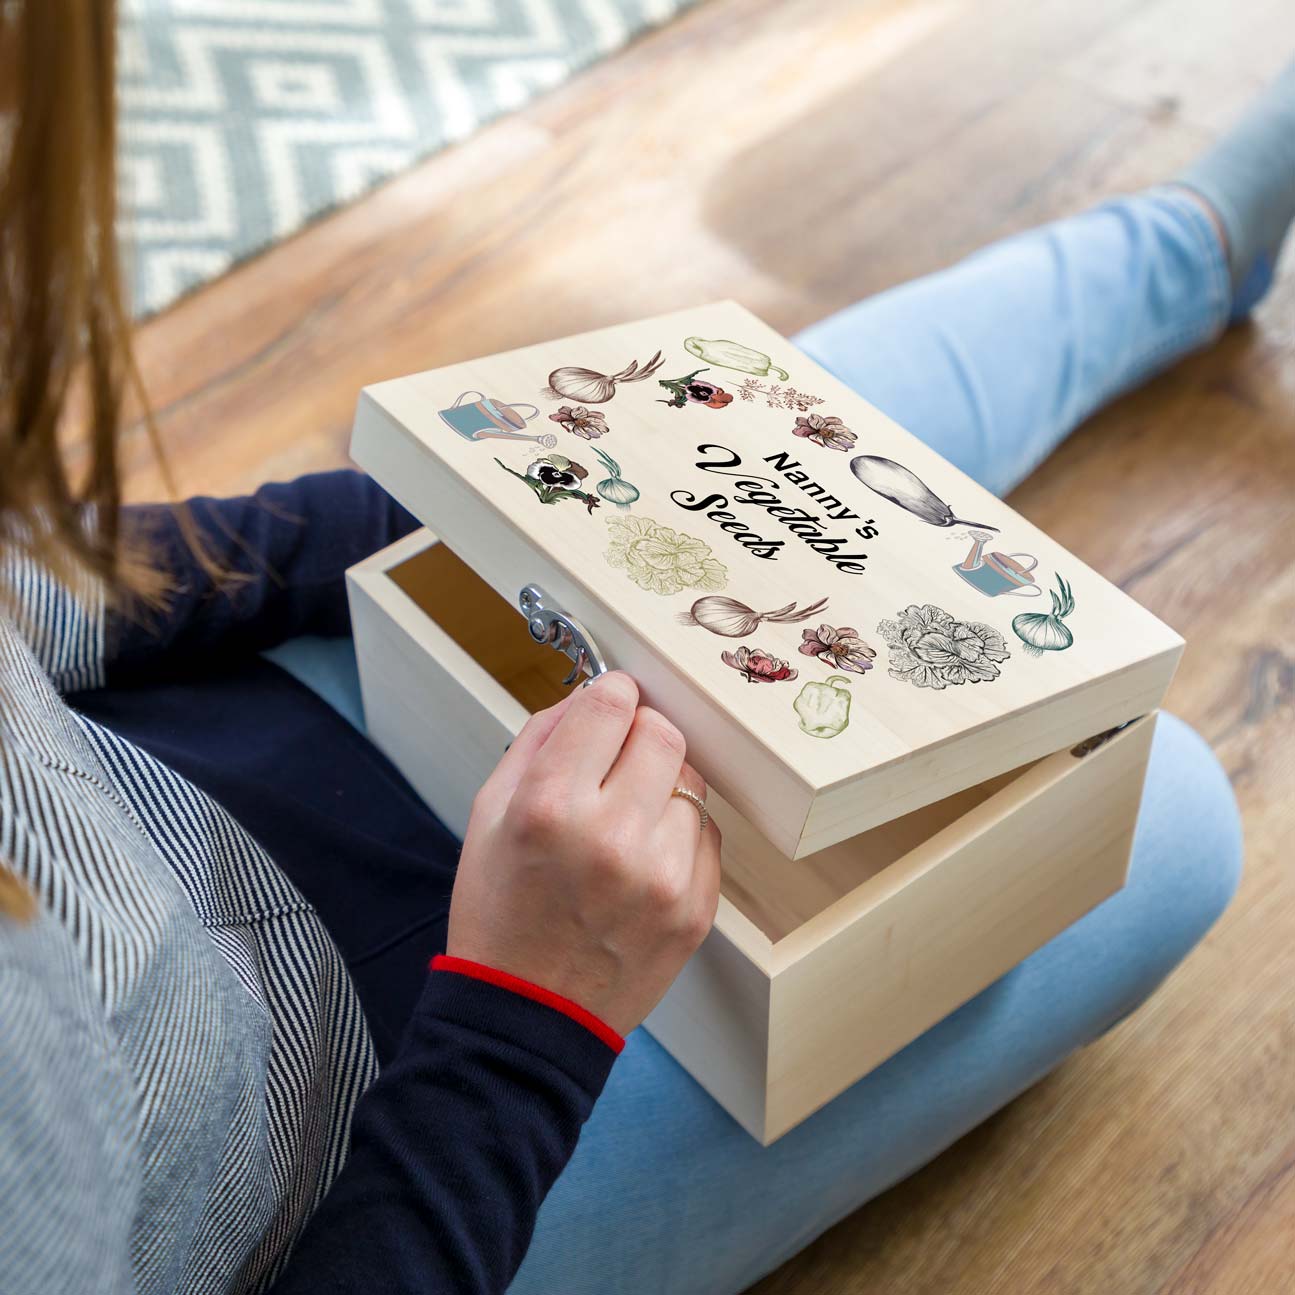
[438,391,557,447]
[953,531,1041,598]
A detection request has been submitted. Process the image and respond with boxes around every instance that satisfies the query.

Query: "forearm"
[108,469,419,679]
[269,961,620,1295]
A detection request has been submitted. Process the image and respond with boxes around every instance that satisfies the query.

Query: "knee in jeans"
[1138,712,1243,943]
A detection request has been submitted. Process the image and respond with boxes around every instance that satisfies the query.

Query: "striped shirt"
[0,473,617,1295]
[0,562,377,1292]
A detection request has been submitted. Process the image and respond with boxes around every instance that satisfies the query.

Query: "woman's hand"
[447,672,722,1038]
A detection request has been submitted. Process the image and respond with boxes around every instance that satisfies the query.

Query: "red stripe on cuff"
[430,954,625,1055]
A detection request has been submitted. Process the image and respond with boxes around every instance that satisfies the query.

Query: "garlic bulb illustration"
[684,337,790,381]
[545,352,664,404]
[591,446,639,510]
[677,595,829,637]
[1012,575,1076,655]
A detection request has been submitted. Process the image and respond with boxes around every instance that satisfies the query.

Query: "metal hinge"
[1070,718,1141,758]
[518,584,609,687]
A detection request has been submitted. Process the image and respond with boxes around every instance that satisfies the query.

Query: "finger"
[519,671,640,794]
[687,814,722,936]
[482,690,578,802]
[601,706,687,814]
[660,760,709,841]
[674,761,707,801]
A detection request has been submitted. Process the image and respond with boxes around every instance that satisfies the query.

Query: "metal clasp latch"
[518,584,608,688]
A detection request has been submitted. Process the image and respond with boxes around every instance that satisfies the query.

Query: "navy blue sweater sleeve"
[109,470,419,678]
[269,968,617,1295]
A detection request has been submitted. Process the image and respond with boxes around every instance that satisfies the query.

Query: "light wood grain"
[354,301,1180,857]
[349,531,1153,1142]
[764,716,1151,1140]
[347,532,527,841]
[123,0,1295,1285]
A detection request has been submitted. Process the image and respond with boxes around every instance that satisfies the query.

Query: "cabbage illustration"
[604,515,728,596]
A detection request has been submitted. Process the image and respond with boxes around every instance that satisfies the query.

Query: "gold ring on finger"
[670,786,709,832]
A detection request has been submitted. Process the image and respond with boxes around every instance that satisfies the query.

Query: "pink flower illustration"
[549,405,609,439]
[720,645,799,684]
[792,413,856,451]
[798,624,877,674]
[657,369,735,409]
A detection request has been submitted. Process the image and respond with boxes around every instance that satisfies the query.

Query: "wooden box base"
[348,529,1153,1143]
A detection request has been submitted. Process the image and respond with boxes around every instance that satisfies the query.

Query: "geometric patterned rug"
[118,0,699,318]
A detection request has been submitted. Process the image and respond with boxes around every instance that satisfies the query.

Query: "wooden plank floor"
[123,1,1295,1291]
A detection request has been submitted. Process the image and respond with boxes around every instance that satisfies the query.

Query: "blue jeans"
[271,189,1242,1295]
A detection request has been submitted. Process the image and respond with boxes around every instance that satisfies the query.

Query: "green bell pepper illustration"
[793,674,852,739]
[684,336,789,382]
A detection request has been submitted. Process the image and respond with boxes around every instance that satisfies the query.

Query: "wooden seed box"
[346,302,1181,1143]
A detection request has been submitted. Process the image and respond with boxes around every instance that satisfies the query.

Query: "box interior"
[391,542,1031,944]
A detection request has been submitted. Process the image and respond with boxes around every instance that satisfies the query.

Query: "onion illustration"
[544,352,665,404]
[677,595,830,638]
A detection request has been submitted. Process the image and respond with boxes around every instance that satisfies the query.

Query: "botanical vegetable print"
[591,447,640,510]
[794,675,853,738]
[1013,576,1077,655]
[679,596,830,638]
[603,516,728,596]
[545,353,664,404]
[683,336,791,381]
[850,455,999,532]
[877,604,1011,689]
[463,320,1079,749]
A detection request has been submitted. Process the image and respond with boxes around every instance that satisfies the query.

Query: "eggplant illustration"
[849,455,999,532]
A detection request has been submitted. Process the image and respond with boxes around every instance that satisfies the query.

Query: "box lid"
[352,301,1182,859]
